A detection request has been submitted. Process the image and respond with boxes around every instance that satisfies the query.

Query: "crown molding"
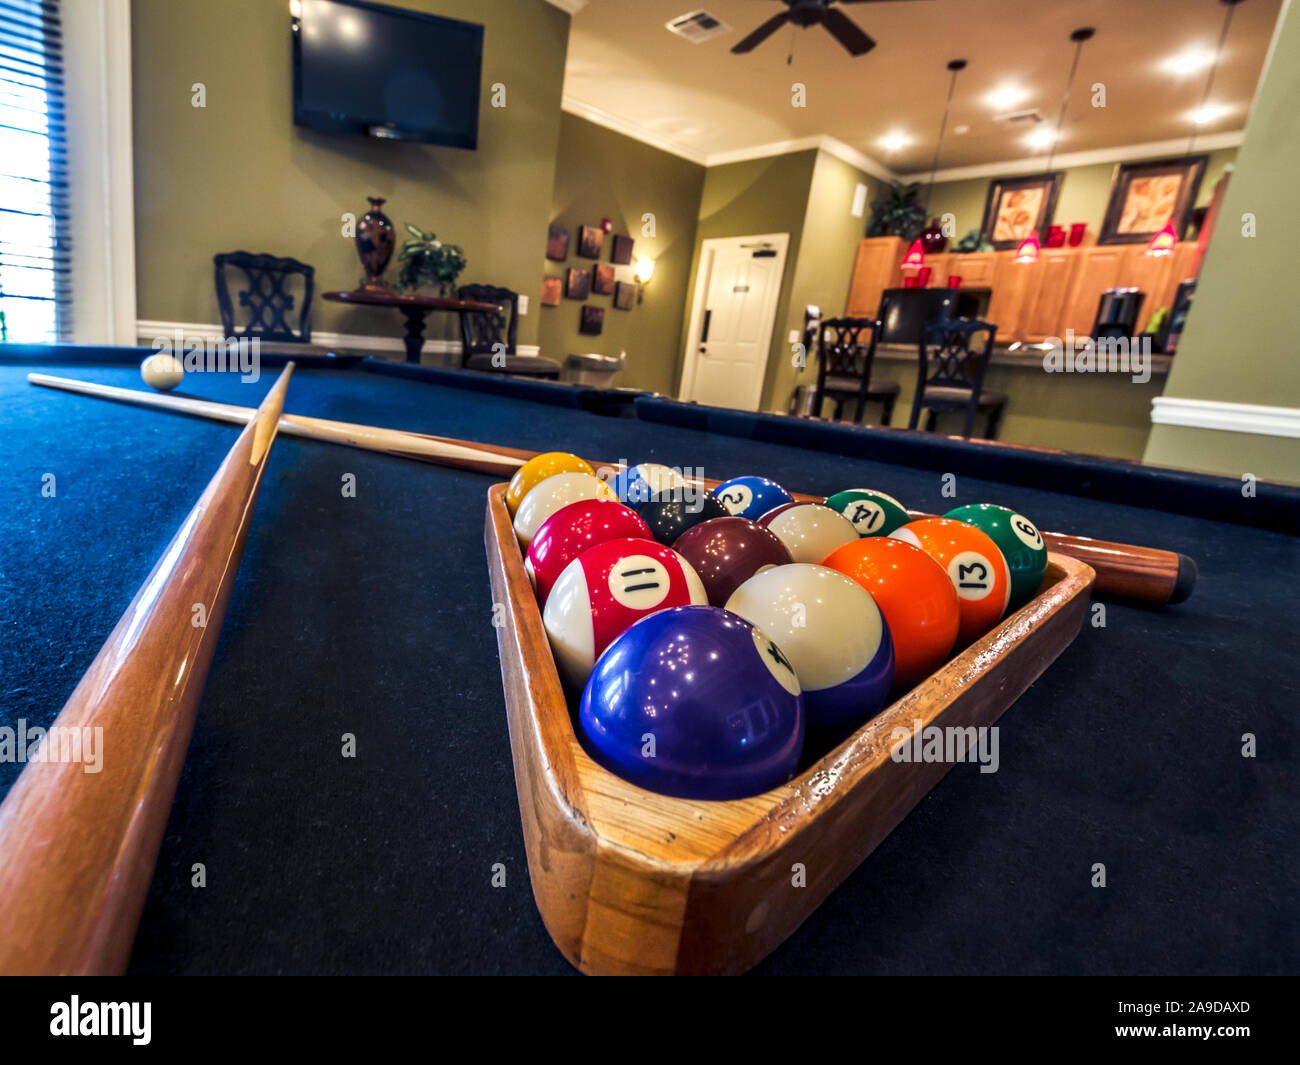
[914,131,1246,183]
[561,95,709,164]
[543,0,587,14]
[705,135,897,181]
[1151,396,1300,439]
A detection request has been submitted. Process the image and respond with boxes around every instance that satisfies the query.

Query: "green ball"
[943,503,1048,606]
[824,489,911,537]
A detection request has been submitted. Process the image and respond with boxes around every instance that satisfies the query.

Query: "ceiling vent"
[996,109,1045,124]
[666,10,731,44]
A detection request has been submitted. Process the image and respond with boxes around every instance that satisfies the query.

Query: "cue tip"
[1170,554,1198,605]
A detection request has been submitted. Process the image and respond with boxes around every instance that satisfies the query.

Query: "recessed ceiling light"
[1026,127,1056,150]
[1164,49,1214,75]
[1191,104,1226,125]
[879,132,909,152]
[986,85,1027,111]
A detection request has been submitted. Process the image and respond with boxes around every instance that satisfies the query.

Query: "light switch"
[788,330,800,345]
[851,183,868,218]
[517,294,529,315]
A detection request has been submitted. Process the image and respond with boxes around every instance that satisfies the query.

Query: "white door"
[680,234,789,411]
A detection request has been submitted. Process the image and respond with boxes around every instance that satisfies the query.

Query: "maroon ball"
[672,516,793,607]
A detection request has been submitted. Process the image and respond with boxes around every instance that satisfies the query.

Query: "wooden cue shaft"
[28,374,1195,604]
[0,364,295,975]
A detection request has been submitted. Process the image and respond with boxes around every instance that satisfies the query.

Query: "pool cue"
[27,372,527,478]
[28,373,1195,605]
[0,365,295,975]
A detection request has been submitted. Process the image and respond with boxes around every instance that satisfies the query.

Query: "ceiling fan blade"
[731,11,792,54]
[820,8,876,56]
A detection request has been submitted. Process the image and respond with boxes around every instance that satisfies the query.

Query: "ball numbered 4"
[513,471,615,548]
[725,563,894,748]
[579,606,804,800]
[542,537,707,688]
[611,462,686,504]
[943,503,1048,608]
[824,489,910,537]
[891,518,1010,646]
[506,451,594,516]
[758,502,858,564]
[713,475,793,522]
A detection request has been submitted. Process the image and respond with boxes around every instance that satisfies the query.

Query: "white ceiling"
[560,0,1285,175]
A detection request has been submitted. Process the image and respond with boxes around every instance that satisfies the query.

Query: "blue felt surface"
[1,353,1296,974]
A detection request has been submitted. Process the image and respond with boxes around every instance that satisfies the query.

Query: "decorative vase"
[356,196,395,291]
[920,218,948,254]
[1068,222,1087,247]
[1045,225,1066,249]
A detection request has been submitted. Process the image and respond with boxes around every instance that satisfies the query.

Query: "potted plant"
[866,182,926,241]
[396,223,467,296]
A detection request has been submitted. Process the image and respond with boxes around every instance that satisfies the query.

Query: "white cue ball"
[140,353,184,392]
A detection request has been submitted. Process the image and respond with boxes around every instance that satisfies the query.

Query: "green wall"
[776,151,877,412]
[1144,2,1300,484]
[539,113,704,394]
[924,148,1237,245]
[130,0,569,348]
[683,151,819,408]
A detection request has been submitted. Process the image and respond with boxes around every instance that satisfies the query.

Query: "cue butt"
[1037,531,1197,606]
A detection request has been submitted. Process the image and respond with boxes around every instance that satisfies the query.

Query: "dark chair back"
[813,317,881,421]
[913,318,998,439]
[213,252,314,343]
[457,284,518,363]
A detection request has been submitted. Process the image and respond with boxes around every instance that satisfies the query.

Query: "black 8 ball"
[633,491,730,545]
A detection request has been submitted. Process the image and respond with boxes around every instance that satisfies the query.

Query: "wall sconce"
[634,257,655,303]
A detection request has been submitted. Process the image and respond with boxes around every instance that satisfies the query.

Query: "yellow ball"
[506,451,594,515]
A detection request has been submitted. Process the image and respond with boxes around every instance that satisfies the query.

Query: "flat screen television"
[292,0,483,150]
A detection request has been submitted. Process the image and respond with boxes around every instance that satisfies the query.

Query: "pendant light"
[1017,27,1095,265]
[903,59,967,273]
[1148,0,1245,256]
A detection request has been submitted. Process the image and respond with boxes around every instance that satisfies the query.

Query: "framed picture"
[540,276,562,307]
[613,281,636,311]
[610,234,634,265]
[580,305,604,336]
[565,267,590,300]
[1099,156,1207,245]
[578,224,604,259]
[593,263,615,295]
[546,225,569,261]
[980,172,1063,250]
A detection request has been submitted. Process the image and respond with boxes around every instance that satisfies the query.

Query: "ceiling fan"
[731,0,930,58]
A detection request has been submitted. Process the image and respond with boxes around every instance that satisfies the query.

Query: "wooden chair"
[811,317,901,425]
[213,252,314,343]
[457,284,561,379]
[909,318,1006,440]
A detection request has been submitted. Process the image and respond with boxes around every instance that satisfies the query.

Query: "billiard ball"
[610,462,686,504]
[713,475,794,521]
[525,498,651,606]
[725,564,894,748]
[632,490,729,545]
[579,606,804,800]
[891,518,1011,646]
[513,471,616,547]
[757,502,858,564]
[943,503,1048,608]
[506,452,594,516]
[671,516,793,607]
[542,536,707,688]
[824,488,911,537]
[140,353,184,392]
[821,537,959,691]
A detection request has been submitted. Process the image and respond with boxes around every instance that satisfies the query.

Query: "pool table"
[2,345,1297,975]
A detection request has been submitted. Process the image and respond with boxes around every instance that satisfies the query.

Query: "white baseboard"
[135,320,540,359]
[1151,396,1300,439]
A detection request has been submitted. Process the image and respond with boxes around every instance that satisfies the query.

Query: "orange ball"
[891,518,1011,647]
[505,452,594,515]
[822,537,960,691]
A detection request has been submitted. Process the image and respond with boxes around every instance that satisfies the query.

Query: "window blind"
[0,0,68,343]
